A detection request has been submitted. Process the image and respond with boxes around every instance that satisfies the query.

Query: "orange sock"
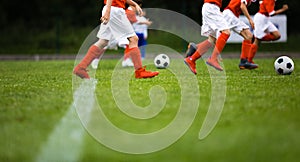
[211,33,230,60]
[191,39,213,61]
[261,34,278,41]
[124,45,130,60]
[248,44,258,63]
[78,45,104,69]
[240,40,252,59]
[126,47,142,70]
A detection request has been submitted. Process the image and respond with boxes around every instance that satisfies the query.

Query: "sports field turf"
[1,57,300,162]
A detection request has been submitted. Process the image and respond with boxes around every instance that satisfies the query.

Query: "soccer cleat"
[91,58,100,69]
[135,67,159,79]
[248,60,255,64]
[73,66,90,79]
[206,57,223,71]
[184,57,197,74]
[239,59,258,70]
[185,42,197,58]
[122,58,134,67]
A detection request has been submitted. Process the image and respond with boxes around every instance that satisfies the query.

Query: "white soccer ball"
[274,56,294,75]
[154,54,170,69]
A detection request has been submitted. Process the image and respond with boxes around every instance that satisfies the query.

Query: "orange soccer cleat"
[135,67,159,79]
[184,56,197,75]
[206,57,223,71]
[73,66,90,79]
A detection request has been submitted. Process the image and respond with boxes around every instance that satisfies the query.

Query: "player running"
[184,0,231,74]
[73,0,159,79]
[248,0,288,64]
[223,0,258,69]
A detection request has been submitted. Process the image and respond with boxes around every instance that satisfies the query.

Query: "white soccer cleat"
[122,58,134,67]
[91,58,100,69]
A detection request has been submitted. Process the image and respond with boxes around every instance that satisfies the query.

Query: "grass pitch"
[1,58,300,162]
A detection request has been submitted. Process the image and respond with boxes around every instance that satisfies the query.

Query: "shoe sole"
[206,61,223,71]
[239,65,259,70]
[74,71,90,79]
[73,67,90,79]
[184,60,197,75]
[135,72,159,79]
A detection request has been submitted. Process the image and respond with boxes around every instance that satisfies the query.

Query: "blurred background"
[0,0,299,55]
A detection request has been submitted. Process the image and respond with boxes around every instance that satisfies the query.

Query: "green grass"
[1,58,300,162]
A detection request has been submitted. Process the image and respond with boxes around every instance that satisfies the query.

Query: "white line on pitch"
[35,103,85,162]
[35,86,92,162]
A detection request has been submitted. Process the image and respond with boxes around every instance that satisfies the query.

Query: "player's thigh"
[233,22,252,40]
[253,13,268,39]
[109,8,136,40]
[266,22,279,34]
[203,4,228,32]
[97,23,113,40]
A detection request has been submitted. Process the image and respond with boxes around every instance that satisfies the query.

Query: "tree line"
[0,0,299,54]
[1,0,298,32]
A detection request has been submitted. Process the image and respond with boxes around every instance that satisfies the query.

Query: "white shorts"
[223,9,249,34]
[97,6,135,45]
[253,13,278,39]
[201,3,229,38]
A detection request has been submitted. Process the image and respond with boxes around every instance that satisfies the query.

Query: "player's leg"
[127,35,159,78]
[127,35,142,69]
[206,29,230,71]
[248,38,259,64]
[122,45,134,67]
[184,3,223,74]
[261,30,281,41]
[73,5,113,79]
[136,33,146,60]
[185,39,213,58]
[202,3,230,71]
[249,30,280,63]
[239,29,258,69]
[109,7,158,78]
[121,38,134,67]
[249,18,279,63]
[73,39,108,79]
[184,38,214,75]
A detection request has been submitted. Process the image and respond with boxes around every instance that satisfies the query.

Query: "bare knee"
[128,35,139,48]
[94,39,109,49]
[241,29,253,41]
[222,29,231,36]
[208,36,216,44]
[273,31,281,40]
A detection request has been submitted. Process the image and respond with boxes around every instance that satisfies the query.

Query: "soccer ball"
[274,56,294,75]
[154,54,170,69]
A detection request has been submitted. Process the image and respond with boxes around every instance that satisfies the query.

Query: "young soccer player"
[73,0,159,79]
[248,0,288,64]
[223,0,258,69]
[122,0,152,66]
[186,0,258,70]
[132,0,152,60]
[184,0,231,74]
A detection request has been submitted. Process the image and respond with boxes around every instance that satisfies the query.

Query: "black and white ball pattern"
[274,56,294,75]
[154,54,170,69]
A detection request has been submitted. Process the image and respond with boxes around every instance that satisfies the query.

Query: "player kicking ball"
[184,0,231,75]
[73,0,159,79]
